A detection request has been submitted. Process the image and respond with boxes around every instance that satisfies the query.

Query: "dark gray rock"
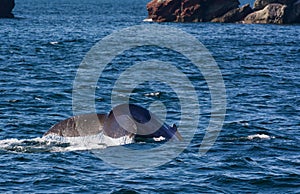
[244,3,287,24]
[202,0,240,21]
[285,0,300,23]
[253,0,295,10]
[0,0,15,18]
[212,4,253,23]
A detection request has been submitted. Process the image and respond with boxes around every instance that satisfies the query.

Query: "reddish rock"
[146,0,299,24]
[179,0,240,22]
[244,3,287,24]
[179,0,205,22]
[146,0,181,22]
[0,0,15,18]
[146,0,240,22]
[212,4,253,23]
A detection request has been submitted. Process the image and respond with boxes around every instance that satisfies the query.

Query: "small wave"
[225,134,275,142]
[145,92,161,97]
[246,134,274,140]
[49,41,59,45]
[0,137,68,153]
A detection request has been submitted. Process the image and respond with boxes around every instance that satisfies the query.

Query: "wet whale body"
[44,104,182,142]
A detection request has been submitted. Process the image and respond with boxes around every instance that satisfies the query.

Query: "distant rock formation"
[146,0,300,24]
[244,3,287,24]
[0,0,15,18]
[245,0,300,24]
[253,0,293,10]
[147,0,240,22]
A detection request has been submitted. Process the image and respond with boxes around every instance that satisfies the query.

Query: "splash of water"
[0,132,135,153]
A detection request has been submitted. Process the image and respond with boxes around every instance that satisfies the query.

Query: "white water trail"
[0,132,135,153]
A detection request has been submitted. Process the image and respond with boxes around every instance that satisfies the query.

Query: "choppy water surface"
[0,0,299,192]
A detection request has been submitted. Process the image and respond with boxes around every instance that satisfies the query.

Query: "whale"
[44,104,182,142]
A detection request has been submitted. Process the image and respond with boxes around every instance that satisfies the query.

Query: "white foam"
[153,136,166,142]
[49,41,59,45]
[0,137,44,146]
[45,132,135,152]
[247,134,274,140]
[143,18,153,22]
[0,137,62,152]
[145,92,160,97]
[0,133,135,153]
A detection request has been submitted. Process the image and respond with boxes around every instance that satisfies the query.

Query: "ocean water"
[0,0,299,193]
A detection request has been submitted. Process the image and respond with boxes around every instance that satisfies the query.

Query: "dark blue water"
[0,0,299,192]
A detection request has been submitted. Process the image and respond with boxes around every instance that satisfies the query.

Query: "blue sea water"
[0,0,299,193]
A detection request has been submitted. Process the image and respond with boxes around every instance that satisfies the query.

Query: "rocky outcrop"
[0,0,15,18]
[147,0,240,22]
[249,0,299,23]
[147,0,181,22]
[253,0,294,10]
[285,0,300,23]
[244,0,300,24]
[146,0,300,24]
[212,4,253,23]
[244,3,287,24]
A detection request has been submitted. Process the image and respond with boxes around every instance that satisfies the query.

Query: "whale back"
[44,114,107,137]
[44,104,182,141]
[103,110,136,138]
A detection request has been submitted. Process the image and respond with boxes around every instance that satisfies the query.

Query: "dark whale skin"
[44,104,181,141]
[44,114,107,137]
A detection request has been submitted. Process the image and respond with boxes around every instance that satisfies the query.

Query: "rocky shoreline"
[0,0,15,18]
[146,0,300,24]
